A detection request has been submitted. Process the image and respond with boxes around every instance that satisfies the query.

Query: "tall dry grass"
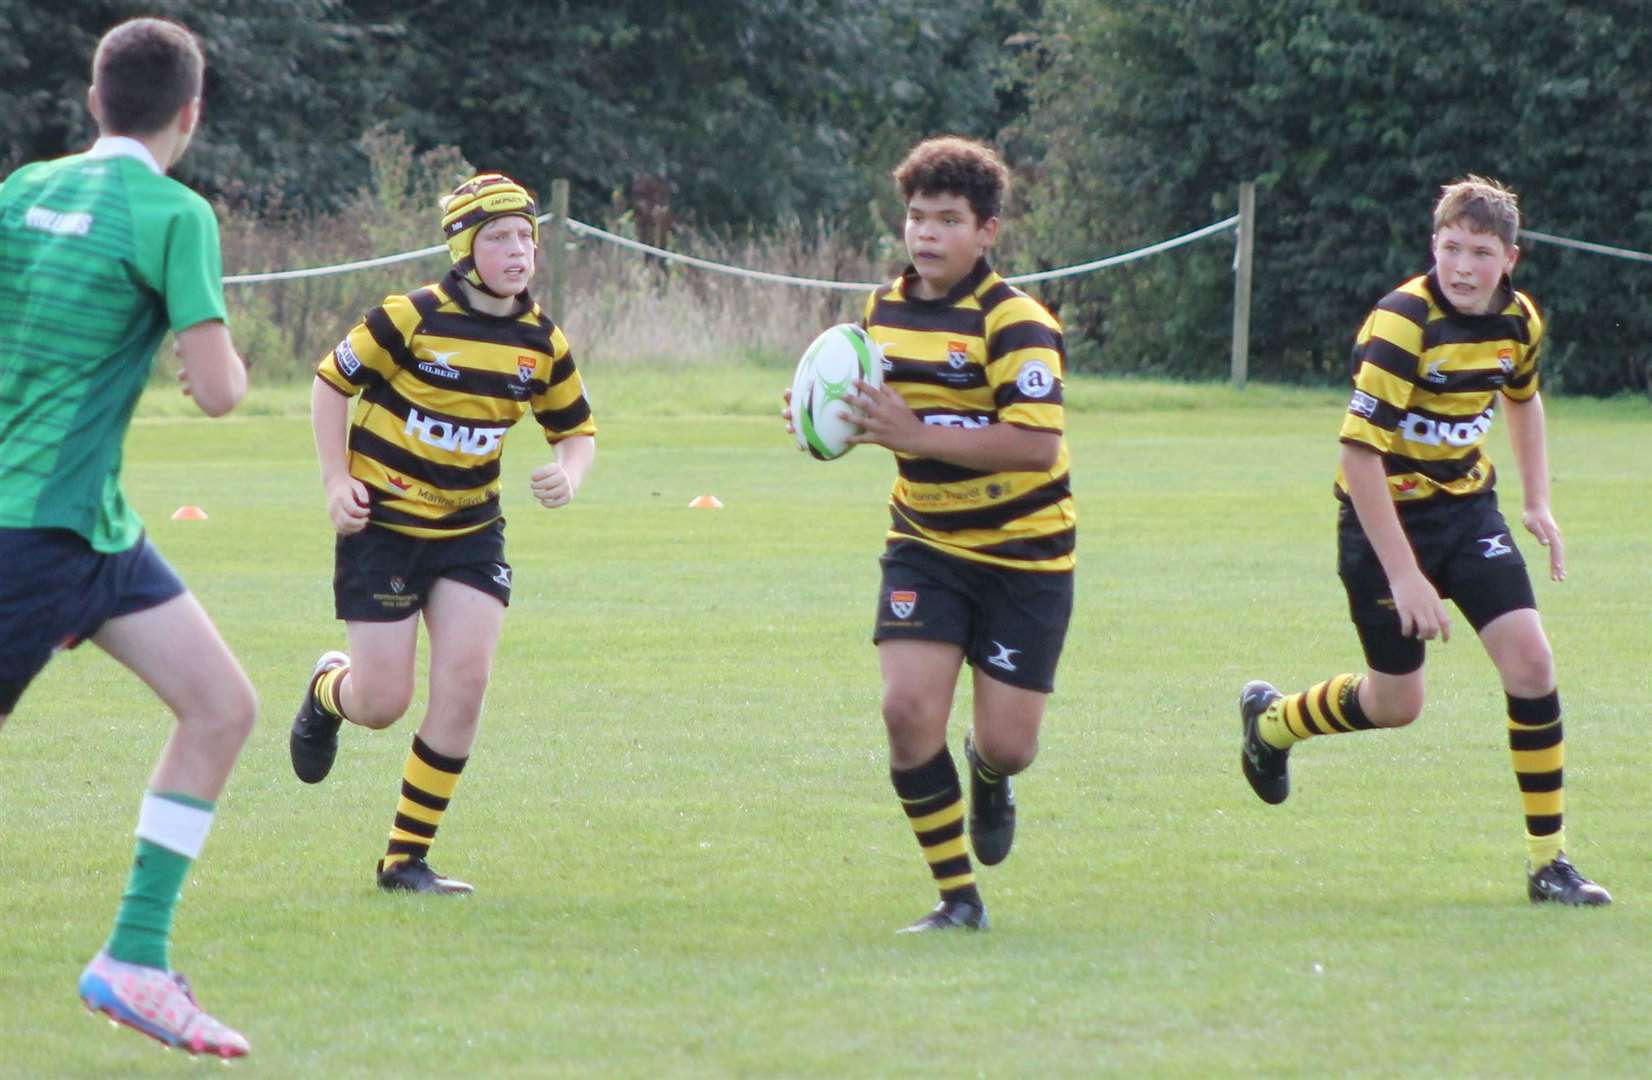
[213,128,894,382]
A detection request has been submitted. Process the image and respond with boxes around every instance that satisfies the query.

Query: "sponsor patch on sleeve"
[1348,389,1378,418]
[1015,360,1056,399]
[335,338,362,377]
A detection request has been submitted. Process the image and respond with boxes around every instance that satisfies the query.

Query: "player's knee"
[1366,690,1423,728]
[1499,647,1555,699]
[881,691,942,750]
[349,685,413,729]
[974,731,1037,775]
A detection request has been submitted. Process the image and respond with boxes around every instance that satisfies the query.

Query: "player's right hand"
[781,387,798,440]
[326,477,371,535]
[1391,570,1450,642]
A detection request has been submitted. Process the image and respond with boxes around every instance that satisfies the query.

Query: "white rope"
[561,217,877,290]
[1519,228,1652,264]
[223,241,447,283]
[218,213,1649,288]
[562,214,1241,288]
[223,212,1243,289]
[1006,215,1240,283]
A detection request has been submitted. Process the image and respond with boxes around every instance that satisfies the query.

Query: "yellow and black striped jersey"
[862,258,1075,572]
[1337,271,1541,507]
[316,269,596,538]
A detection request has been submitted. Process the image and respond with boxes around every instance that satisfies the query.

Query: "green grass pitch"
[2,370,1647,1076]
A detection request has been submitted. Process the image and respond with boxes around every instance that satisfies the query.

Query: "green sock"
[106,839,191,969]
[105,792,215,970]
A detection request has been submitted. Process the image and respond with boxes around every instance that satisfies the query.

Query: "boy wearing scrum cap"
[290,173,596,895]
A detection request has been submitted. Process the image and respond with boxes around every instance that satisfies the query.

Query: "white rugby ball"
[791,323,884,460]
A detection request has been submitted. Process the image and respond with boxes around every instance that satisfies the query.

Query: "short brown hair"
[1433,175,1519,247]
[92,18,205,136]
[893,136,1009,224]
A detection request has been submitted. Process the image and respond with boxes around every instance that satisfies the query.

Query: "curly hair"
[893,136,1009,224]
[1433,175,1520,247]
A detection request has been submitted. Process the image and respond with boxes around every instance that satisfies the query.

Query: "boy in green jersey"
[0,17,255,1058]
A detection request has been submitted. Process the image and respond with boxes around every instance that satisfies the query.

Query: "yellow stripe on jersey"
[863,258,1075,572]
[1335,271,1542,506]
[316,269,596,537]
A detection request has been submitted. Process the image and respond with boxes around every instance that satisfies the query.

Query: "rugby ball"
[791,323,884,460]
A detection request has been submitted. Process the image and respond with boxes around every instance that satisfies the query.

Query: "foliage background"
[3,0,1649,391]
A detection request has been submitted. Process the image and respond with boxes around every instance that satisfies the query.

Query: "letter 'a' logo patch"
[889,590,917,619]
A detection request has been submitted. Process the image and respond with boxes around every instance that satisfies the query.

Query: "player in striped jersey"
[788,137,1074,932]
[0,18,254,1057]
[1238,176,1610,906]
[289,173,596,896]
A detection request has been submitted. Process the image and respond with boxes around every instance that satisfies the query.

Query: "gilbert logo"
[889,590,917,619]
[417,350,462,381]
[1478,533,1512,558]
[986,641,1021,672]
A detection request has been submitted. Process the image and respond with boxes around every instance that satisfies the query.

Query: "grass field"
[3,370,1648,1077]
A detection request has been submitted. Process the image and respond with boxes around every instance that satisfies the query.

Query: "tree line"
[4,0,1648,392]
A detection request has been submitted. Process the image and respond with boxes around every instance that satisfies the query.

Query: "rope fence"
[222,214,1652,290]
[223,212,1245,289]
[219,183,1651,390]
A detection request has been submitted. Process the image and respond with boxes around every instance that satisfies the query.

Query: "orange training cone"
[170,506,208,520]
[688,494,723,509]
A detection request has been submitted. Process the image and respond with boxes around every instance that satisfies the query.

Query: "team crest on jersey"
[946,341,970,369]
[517,355,536,383]
[1016,360,1055,399]
[1496,349,1515,381]
[889,590,917,619]
[389,576,406,594]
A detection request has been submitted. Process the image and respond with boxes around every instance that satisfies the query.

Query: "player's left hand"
[845,378,922,453]
[1521,507,1565,582]
[531,461,575,508]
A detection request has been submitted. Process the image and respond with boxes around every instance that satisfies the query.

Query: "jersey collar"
[87,136,163,175]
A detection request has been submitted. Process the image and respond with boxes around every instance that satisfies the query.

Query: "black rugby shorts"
[873,539,1073,693]
[1337,491,1535,674]
[334,518,511,621]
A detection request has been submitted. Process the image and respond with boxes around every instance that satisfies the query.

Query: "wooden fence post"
[545,178,570,322]
[1230,180,1256,390]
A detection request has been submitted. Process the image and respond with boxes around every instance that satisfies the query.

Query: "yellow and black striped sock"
[891,748,980,907]
[1258,673,1375,749]
[1507,691,1565,869]
[313,663,349,721]
[379,734,467,874]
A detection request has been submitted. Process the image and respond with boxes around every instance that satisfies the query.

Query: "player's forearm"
[1504,394,1553,513]
[907,421,1060,473]
[175,321,247,416]
[1341,443,1421,582]
[309,377,354,485]
[553,435,595,493]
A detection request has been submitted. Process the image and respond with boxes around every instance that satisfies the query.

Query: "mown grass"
[2,374,1647,1077]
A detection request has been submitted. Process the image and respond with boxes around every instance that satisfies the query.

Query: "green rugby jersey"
[1336,271,1541,507]
[862,258,1075,572]
[0,140,227,552]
